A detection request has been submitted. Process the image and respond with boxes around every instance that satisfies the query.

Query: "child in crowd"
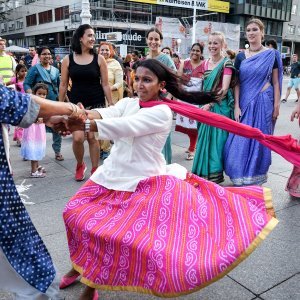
[21,83,48,178]
[6,64,27,146]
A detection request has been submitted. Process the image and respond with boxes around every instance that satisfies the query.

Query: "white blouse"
[91,97,186,192]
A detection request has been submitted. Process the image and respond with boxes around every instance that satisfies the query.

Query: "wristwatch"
[84,119,91,133]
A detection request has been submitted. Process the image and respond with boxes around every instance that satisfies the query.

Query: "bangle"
[69,103,78,117]
[85,119,91,133]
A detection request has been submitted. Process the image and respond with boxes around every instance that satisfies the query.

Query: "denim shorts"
[288,77,300,89]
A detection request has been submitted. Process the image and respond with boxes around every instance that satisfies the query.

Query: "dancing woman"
[224,18,282,186]
[57,59,276,300]
[192,32,236,183]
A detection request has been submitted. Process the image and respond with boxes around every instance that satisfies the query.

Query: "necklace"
[210,56,223,65]
[249,45,263,52]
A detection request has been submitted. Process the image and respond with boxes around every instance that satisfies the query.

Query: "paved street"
[1,77,300,300]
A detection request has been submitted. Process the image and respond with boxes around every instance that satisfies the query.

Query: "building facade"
[282,0,300,60]
[227,0,293,50]
[0,0,293,55]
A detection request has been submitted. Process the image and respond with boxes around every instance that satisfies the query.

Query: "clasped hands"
[46,112,88,136]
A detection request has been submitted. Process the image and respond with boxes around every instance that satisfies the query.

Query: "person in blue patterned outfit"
[0,83,84,299]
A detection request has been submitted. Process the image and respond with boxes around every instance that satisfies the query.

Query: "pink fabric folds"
[63,175,276,296]
[140,99,300,168]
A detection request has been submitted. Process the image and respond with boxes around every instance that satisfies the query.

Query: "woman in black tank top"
[58,24,113,181]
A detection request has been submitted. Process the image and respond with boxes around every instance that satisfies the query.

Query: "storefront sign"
[95,30,145,45]
[129,0,230,13]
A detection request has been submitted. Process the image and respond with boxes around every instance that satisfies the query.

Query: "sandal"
[186,153,195,160]
[37,166,46,173]
[30,171,45,178]
[55,153,64,161]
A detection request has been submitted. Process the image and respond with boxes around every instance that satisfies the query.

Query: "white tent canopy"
[6,45,29,53]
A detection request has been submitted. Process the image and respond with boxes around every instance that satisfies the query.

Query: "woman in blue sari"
[224,18,283,186]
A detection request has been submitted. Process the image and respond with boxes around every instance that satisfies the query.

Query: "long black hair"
[71,24,94,55]
[136,59,217,105]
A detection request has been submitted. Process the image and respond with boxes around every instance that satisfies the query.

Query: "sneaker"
[30,171,45,178]
[281,99,287,103]
[75,162,87,181]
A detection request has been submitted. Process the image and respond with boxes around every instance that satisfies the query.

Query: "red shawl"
[140,99,300,168]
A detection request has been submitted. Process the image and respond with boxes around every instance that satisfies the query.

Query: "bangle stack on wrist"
[85,119,91,133]
[69,103,78,117]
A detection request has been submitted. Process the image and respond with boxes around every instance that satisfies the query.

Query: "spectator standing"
[130,50,140,67]
[0,38,17,84]
[59,24,113,180]
[24,46,37,69]
[112,43,125,72]
[266,39,278,50]
[281,54,300,103]
[6,63,27,146]
[192,32,236,183]
[287,101,300,196]
[175,43,205,160]
[98,41,124,160]
[21,83,48,178]
[24,46,63,161]
[162,46,173,56]
[224,18,282,186]
[145,27,176,164]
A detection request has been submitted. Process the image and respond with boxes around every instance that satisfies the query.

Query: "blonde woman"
[192,31,236,183]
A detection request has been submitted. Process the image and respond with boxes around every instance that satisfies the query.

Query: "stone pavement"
[0,77,299,299]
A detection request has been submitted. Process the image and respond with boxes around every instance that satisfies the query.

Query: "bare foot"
[79,286,96,300]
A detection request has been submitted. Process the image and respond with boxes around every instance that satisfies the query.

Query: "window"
[16,19,23,30]
[288,24,296,34]
[26,14,37,27]
[297,26,300,35]
[292,4,297,14]
[55,6,69,21]
[1,23,7,33]
[8,21,15,31]
[38,10,53,24]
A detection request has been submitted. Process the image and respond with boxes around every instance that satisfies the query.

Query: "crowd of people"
[0,17,300,300]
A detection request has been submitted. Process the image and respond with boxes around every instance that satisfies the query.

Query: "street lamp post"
[80,0,92,25]
[177,38,182,54]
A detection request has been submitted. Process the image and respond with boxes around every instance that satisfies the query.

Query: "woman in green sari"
[146,27,177,164]
[192,32,236,183]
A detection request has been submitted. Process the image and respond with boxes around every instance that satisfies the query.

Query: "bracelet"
[69,103,78,118]
[85,119,91,133]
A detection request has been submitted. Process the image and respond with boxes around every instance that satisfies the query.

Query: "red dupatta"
[140,99,300,168]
